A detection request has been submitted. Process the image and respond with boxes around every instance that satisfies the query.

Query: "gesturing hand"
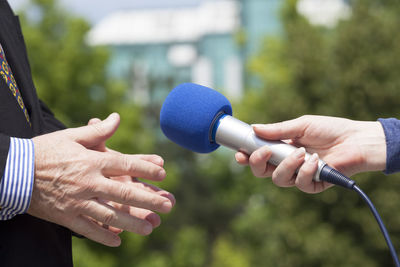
[85,117,175,235]
[235,115,386,193]
[29,113,175,247]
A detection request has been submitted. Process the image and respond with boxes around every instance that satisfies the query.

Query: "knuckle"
[83,180,98,195]
[294,175,308,188]
[271,171,281,184]
[249,156,257,166]
[288,157,302,169]
[299,166,313,177]
[271,170,294,187]
[102,210,116,226]
[271,167,280,178]
[119,186,133,203]
[249,152,262,166]
[295,178,303,188]
[300,115,312,121]
[123,155,136,173]
[149,154,163,163]
[299,158,317,177]
[150,195,162,208]
[250,165,263,178]
[77,200,92,213]
[93,155,107,170]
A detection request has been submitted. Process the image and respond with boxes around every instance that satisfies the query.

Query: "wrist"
[357,121,386,172]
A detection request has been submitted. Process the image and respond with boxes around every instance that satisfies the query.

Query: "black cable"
[352,185,400,267]
[320,165,400,266]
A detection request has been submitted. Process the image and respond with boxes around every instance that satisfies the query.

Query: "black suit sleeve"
[39,100,66,132]
[0,133,10,182]
[0,101,64,182]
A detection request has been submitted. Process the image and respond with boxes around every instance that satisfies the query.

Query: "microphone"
[160,83,355,189]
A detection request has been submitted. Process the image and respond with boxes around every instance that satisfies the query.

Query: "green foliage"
[211,235,250,267]
[18,0,400,266]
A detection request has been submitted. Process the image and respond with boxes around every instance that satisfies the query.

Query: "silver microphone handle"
[214,115,326,182]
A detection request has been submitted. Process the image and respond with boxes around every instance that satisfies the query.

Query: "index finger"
[94,178,173,214]
[102,148,165,167]
[252,117,309,141]
[100,153,166,181]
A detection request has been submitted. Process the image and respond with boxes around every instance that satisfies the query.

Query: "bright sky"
[8,0,350,28]
[8,0,202,24]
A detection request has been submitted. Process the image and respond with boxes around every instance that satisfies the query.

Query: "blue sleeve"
[0,137,34,220]
[378,118,400,174]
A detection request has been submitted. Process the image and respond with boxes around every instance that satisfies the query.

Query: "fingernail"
[157,158,164,166]
[111,236,122,247]
[252,124,270,129]
[309,153,319,163]
[105,113,113,120]
[162,201,172,212]
[295,147,306,158]
[158,169,166,179]
[106,113,118,121]
[143,224,153,235]
[163,193,176,206]
[147,213,161,228]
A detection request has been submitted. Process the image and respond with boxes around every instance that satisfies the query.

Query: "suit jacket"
[0,1,72,266]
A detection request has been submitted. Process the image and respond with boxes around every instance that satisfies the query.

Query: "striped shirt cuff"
[0,137,34,220]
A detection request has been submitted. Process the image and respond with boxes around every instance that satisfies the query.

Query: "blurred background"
[8,0,400,266]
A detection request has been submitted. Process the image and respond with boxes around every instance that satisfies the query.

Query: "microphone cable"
[321,167,400,267]
[353,185,400,267]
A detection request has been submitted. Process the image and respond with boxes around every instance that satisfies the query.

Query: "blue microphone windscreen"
[160,83,232,153]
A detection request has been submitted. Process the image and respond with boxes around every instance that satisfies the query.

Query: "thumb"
[87,117,107,151]
[68,113,120,148]
[252,117,308,141]
[88,118,102,125]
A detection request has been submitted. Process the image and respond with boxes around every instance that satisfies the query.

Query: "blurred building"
[87,0,281,104]
[297,0,351,28]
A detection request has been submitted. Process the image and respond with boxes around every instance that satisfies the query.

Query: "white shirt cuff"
[0,137,34,220]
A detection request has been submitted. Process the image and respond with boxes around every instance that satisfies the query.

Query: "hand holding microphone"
[235,116,386,193]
